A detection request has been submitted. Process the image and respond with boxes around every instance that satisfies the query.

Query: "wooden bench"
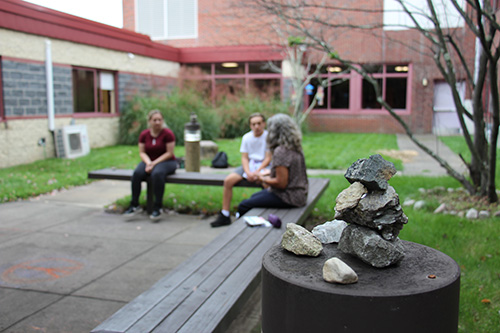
[91,176,330,333]
[88,168,262,214]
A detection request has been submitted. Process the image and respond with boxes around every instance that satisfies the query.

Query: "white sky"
[23,0,123,28]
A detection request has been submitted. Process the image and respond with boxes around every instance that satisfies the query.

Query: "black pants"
[130,160,177,211]
[238,189,294,216]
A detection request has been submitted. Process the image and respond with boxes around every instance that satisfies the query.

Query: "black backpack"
[211,151,228,168]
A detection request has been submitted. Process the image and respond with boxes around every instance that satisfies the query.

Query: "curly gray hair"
[266,113,302,153]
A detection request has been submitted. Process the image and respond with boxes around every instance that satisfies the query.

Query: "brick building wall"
[122,0,477,135]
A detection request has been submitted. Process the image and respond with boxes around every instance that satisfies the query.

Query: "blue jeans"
[130,160,177,210]
[238,189,293,216]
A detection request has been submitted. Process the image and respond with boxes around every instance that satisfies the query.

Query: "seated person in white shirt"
[211,113,272,227]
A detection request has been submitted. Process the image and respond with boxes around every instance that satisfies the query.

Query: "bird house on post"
[184,113,201,172]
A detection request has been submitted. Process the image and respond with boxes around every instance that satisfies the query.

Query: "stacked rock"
[336,154,408,268]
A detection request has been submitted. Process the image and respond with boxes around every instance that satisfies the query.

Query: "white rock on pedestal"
[323,257,358,284]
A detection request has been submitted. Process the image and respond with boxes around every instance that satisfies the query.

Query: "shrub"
[119,91,294,144]
[119,89,220,145]
[215,95,291,138]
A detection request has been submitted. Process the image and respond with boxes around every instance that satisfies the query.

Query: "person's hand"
[145,162,154,173]
[259,174,270,189]
[247,171,259,182]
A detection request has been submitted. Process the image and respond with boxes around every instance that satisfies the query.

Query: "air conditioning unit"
[55,124,90,159]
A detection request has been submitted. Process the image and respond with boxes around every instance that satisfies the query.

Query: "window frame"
[72,66,118,116]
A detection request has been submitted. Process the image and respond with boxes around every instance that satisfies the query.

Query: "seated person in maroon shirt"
[123,109,177,222]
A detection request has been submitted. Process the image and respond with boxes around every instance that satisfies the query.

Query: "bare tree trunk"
[471,49,489,194]
[487,61,499,202]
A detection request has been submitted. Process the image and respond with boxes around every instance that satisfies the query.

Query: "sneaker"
[123,206,143,220]
[150,210,161,222]
[210,212,231,228]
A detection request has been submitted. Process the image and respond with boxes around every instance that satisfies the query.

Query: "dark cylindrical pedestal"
[262,241,460,333]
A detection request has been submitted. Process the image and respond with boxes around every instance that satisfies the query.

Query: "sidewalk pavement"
[0,181,226,332]
[395,134,467,177]
[0,134,465,332]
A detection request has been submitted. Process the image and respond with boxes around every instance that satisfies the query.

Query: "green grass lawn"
[210,132,403,170]
[1,133,499,331]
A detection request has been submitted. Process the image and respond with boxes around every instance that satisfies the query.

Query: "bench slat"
[174,227,283,333]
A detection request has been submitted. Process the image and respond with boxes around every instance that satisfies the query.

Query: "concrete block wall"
[2,60,72,117]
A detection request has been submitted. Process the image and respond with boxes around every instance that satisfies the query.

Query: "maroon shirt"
[139,128,176,161]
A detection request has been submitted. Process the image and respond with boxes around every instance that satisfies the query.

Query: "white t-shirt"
[240,130,269,176]
[240,130,268,162]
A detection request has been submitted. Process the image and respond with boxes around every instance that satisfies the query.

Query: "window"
[308,65,351,110]
[72,68,116,113]
[361,64,408,110]
[181,62,282,105]
[137,0,198,40]
[308,63,410,112]
[383,0,465,31]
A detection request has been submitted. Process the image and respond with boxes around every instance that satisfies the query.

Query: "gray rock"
[403,199,415,207]
[466,208,478,219]
[312,220,348,244]
[338,225,405,268]
[479,210,490,219]
[335,182,367,212]
[323,257,358,284]
[413,200,426,210]
[281,223,323,256]
[434,203,447,214]
[344,154,396,191]
[335,186,407,241]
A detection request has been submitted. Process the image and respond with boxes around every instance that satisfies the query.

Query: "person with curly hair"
[237,113,308,217]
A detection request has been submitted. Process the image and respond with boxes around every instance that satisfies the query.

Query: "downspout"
[45,39,57,156]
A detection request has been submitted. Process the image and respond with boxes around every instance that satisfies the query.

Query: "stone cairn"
[335,154,408,268]
[280,154,408,284]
